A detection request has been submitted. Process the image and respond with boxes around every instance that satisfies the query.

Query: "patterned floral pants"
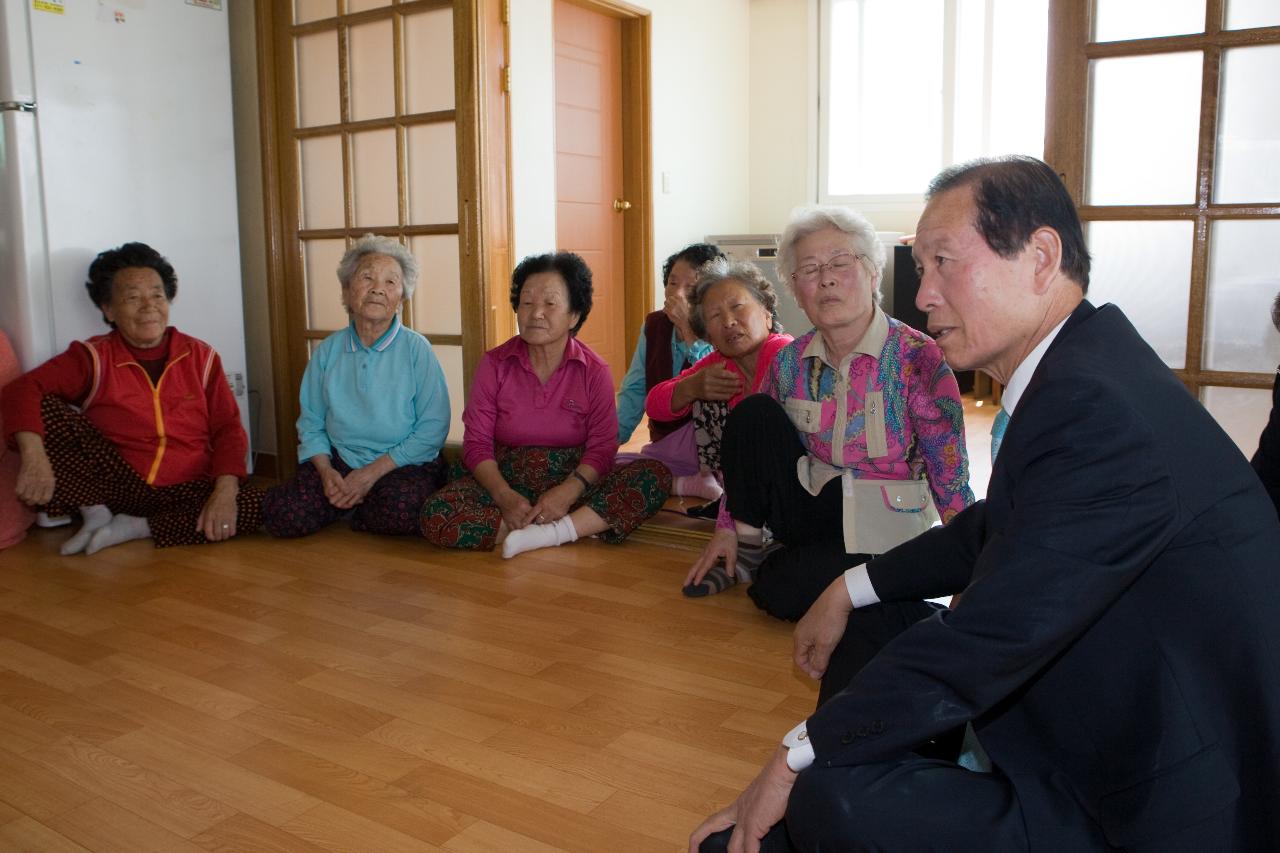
[262,451,448,538]
[37,396,265,548]
[420,445,671,550]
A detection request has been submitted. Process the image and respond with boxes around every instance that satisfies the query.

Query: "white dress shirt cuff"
[783,721,815,772]
[843,563,880,609]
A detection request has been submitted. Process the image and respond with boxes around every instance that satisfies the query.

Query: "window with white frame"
[820,0,1050,208]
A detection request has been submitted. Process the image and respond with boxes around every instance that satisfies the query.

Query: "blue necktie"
[990,407,1010,463]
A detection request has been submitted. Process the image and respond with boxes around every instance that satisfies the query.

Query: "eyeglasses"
[791,251,867,285]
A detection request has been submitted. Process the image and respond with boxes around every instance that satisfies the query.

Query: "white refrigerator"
[0,0,250,442]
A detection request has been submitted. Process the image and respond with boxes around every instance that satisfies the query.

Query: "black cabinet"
[891,245,974,393]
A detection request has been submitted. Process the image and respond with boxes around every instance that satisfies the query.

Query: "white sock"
[36,512,73,529]
[673,472,723,501]
[85,514,150,555]
[60,505,114,555]
[502,515,578,559]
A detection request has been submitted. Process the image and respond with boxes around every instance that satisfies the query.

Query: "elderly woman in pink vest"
[1,242,262,555]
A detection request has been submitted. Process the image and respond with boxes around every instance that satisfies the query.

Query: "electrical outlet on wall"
[225,371,245,397]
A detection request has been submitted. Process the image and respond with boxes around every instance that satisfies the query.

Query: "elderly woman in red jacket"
[1,242,262,555]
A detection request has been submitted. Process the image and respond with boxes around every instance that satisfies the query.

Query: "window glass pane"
[1214,45,1280,204]
[298,135,344,230]
[295,31,340,128]
[294,0,334,25]
[987,0,1049,158]
[1202,385,1272,456]
[348,0,392,12]
[349,20,395,122]
[825,0,944,195]
[952,0,1049,165]
[351,129,399,228]
[1093,0,1204,41]
[1205,220,1280,373]
[431,343,466,444]
[951,0,987,163]
[303,239,348,331]
[1086,221,1193,368]
[1225,0,1280,30]
[409,235,462,336]
[404,8,456,114]
[1087,53,1201,205]
[407,122,458,225]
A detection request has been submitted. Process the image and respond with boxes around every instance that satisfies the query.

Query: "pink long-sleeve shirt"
[644,332,793,422]
[462,335,618,476]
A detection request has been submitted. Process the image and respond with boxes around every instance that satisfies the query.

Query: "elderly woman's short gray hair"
[337,234,420,301]
[688,258,782,339]
[776,205,885,303]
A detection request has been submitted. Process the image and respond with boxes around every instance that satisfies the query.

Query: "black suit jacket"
[808,302,1280,851]
[1252,370,1280,519]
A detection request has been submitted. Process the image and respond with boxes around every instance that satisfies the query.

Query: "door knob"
[613,199,632,212]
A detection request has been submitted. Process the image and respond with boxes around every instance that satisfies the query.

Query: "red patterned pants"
[420,445,670,550]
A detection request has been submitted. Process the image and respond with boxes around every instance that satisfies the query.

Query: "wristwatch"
[782,721,815,772]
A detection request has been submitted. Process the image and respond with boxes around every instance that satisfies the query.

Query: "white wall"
[748,0,818,234]
[509,0,754,309]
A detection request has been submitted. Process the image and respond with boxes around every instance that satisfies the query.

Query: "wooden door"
[257,0,506,473]
[1045,0,1280,453]
[554,0,627,384]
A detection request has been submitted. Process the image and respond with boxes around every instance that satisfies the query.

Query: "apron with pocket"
[785,367,939,555]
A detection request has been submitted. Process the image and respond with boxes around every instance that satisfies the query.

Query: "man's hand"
[685,527,738,587]
[794,576,854,680]
[689,746,797,853]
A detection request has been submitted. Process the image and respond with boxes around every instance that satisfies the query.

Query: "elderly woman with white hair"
[684,206,974,623]
[263,234,450,537]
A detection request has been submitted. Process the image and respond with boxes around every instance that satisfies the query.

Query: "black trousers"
[699,597,964,853]
[721,394,871,621]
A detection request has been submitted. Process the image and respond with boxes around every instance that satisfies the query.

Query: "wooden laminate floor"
[0,396,996,852]
[0,522,809,852]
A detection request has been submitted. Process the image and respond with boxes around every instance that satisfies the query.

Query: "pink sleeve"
[908,342,975,522]
[462,354,501,471]
[715,493,735,530]
[580,358,619,476]
[645,351,721,421]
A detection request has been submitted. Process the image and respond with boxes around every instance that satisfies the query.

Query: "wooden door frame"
[254,1,298,476]
[254,1,505,476]
[556,0,654,364]
[1044,0,1280,399]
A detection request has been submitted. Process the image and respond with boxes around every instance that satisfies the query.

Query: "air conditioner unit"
[706,232,904,337]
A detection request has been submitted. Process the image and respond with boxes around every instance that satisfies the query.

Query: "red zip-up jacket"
[2,328,247,486]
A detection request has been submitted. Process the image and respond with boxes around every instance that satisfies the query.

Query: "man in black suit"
[1253,292,1280,518]
[691,156,1280,853]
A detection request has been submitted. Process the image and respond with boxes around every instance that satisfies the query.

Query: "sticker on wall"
[186,0,222,9]
[95,1,126,24]
[32,0,65,14]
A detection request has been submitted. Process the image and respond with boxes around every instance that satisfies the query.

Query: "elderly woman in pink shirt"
[421,252,670,558]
